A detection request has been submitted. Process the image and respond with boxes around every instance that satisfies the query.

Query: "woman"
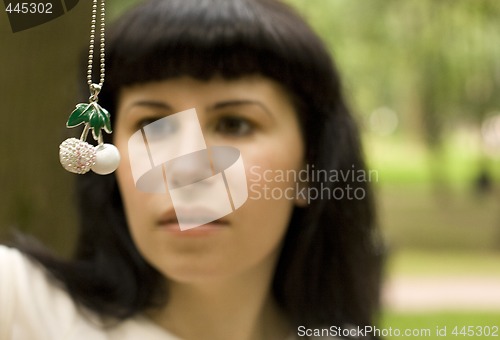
[0,0,383,339]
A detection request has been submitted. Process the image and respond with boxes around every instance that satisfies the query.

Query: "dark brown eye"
[136,117,158,130]
[136,117,178,139]
[215,116,254,136]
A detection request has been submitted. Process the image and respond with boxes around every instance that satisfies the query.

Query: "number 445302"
[452,326,499,337]
[5,2,53,14]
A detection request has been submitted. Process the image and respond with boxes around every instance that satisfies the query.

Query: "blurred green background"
[1,1,499,339]
[288,1,500,338]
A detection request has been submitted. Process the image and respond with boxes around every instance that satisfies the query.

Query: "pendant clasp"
[89,83,102,102]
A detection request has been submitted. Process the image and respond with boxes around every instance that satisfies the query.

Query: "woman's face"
[114,76,304,283]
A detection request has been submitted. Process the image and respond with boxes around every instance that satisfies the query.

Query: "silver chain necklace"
[59,0,120,175]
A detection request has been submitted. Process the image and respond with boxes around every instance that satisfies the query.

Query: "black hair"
[17,0,383,335]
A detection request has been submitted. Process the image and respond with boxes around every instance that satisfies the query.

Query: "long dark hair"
[17,0,383,335]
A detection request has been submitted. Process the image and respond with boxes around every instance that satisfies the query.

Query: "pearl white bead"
[91,143,121,175]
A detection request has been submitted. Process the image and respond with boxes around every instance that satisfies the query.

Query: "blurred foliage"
[287,0,500,147]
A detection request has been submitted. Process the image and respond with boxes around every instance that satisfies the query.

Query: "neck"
[148,257,290,340]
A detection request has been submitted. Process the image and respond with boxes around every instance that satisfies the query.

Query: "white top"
[0,246,181,340]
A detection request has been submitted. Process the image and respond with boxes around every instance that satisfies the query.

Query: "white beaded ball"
[59,138,96,174]
[91,143,121,175]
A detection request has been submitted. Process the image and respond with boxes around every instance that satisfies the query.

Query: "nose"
[166,148,214,189]
[164,112,214,188]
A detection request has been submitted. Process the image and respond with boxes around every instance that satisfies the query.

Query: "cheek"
[241,147,302,225]
[224,154,300,269]
[243,132,304,201]
[245,160,299,216]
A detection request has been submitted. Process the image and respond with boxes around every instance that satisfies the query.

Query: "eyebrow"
[125,99,273,117]
[208,100,273,117]
[126,100,173,112]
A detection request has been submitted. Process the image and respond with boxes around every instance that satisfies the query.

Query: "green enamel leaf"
[89,108,106,140]
[66,102,112,141]
[100,105,113,133]
[66,103,93,127]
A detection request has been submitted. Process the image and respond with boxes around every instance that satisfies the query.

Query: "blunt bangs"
[102,0,337,109]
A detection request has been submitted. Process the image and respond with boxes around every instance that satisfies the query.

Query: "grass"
[381,311,500,339]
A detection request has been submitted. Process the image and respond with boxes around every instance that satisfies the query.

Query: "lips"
[157,207,229,230]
